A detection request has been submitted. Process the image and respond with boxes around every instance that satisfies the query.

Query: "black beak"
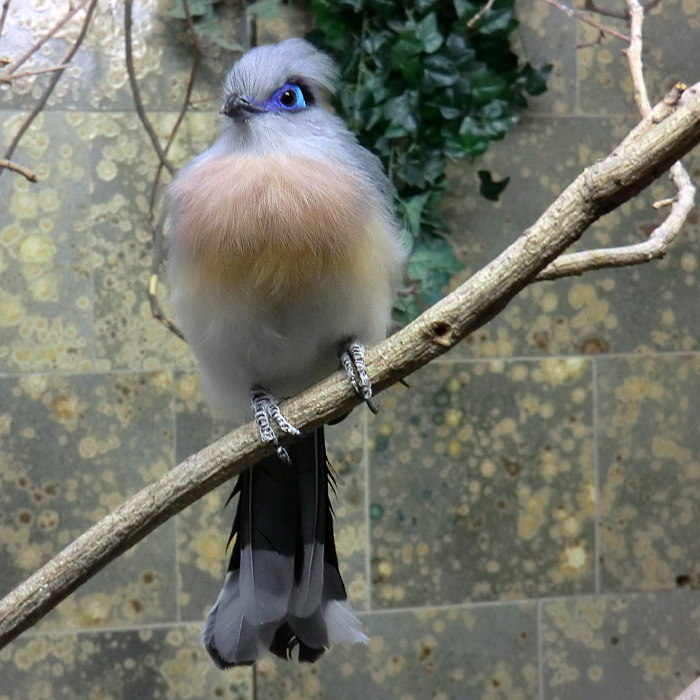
[220,94,264,119]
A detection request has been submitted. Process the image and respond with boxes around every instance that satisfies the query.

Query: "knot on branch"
[428,320,454,347]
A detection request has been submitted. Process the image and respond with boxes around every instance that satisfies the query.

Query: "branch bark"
[1,81,699,649]
[0,158,38,182]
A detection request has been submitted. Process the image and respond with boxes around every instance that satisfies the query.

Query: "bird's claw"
[340,341,372,402]
[250,387,300,464]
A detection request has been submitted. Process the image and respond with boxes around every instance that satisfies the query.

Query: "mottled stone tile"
[175,372,369,622]
[0,372,177,630]
[578,0,700,116]
[89,111,222,371]
[87,0,244,112]
[541,591,700,700]
[515,0,578,116]
[256,602,538,700]
[369,359,595,609]
[443,116,700,358]
[0,2,98,110]
[0,625,252,699]
[597,354,700,593]
[0,111,94,371]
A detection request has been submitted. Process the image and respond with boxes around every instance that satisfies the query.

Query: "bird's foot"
[250,387,300,464]
[340,341,378,413]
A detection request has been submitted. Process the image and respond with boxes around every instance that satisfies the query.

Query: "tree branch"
[0,158,38,182]
[535,1,695,282]
[0,0,10,39]
[148,0,202,214]
[2,0,89,76]
[0,63,69,83]
[1,81,700,648]
[467,0,496,28]
[542,0,631,42]
[0,0,98,181]
[124,0,175,177]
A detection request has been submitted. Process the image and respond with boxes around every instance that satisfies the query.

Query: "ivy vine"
[170,0,551,322]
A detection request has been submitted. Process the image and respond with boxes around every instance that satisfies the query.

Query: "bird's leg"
[250,386,300,464]
[340,340,378,413]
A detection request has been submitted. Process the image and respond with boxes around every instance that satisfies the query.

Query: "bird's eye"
[274,84,306,111]
[280,88,297,107]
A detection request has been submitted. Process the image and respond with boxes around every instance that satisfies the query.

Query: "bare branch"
[0,0,10,39]
[542,0,631,42]
[2,0,89,76]
[626,0,651,116]
[536,3,695,282]
[2,82,700,647]
[146,0,202,339]
[148,209,185,341]
[534,165,695,280]
[0,0,98,181]
[148,0,202,214]
[583,0,628,20]
[467,0,496,28]
[124,0,175,177]
[0,63,69,83]
[0,158,37,182]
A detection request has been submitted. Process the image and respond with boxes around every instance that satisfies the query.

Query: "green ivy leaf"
[246,0,283,21]
[473,7,516,35]
[301,0,550,320]
[168,0,217,19]
[399,193,430,238]
[384,91,418,133]
[422,54,459,91]
[415,13,444,53]
[408,235,463,306]
[518,63,553,96]
[477,170,510,201]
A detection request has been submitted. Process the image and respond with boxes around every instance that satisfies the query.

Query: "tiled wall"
[1,1,699,698]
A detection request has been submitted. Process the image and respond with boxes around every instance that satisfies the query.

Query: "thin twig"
[583,0,628,20]
[148,0,202,214]
[467,0,496,28]
[3,0,89,75]
[2,81,700,646]
[124,0,175,177]
[148,209,185,340]
[0,159,37,182]
[0,63,69,83]
[0,0,10,39]
[0,0,98,181]
[626,0,651,115]
[536,1,695,283]
[542,0,630,42]
[146,0,201,340]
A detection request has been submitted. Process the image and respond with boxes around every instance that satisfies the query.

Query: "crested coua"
[167,38,407,667]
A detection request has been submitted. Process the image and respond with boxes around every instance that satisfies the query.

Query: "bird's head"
[220,38,337,123]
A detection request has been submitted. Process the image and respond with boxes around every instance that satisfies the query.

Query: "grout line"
[17,618,206,639]
[0,351,698,381]
[538,599,546,700]
[18,588,700,641]
[363,408,372,613]
[592,358,602,594]
[0,365,197,380]
[171,380,182,624]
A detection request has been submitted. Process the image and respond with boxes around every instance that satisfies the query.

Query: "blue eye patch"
[267,83,308,112]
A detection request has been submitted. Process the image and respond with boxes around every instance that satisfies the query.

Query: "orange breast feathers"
[169,153,392,299]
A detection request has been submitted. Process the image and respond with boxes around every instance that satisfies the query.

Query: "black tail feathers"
[201,427,367,668]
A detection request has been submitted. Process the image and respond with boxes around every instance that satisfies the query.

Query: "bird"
[166,38,407,667]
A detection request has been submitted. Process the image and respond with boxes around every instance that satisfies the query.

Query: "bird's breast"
[169,153,390,301]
